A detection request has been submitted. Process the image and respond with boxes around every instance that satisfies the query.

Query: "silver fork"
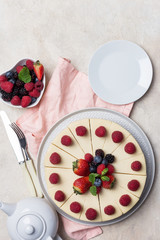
[10,123,43,198]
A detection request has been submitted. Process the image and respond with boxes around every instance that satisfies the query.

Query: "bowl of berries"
[0,59,45,108]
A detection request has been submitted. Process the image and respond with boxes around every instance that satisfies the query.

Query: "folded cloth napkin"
[17,57,133,240]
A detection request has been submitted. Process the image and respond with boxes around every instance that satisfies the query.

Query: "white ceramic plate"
[89,40,153,105]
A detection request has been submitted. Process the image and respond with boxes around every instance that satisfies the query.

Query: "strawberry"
[33,60,44,81]
[73,159,90,176]
[102,175,115,189]
[73,176,92,194]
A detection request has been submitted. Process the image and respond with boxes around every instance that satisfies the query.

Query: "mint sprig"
[18,66,31,83]
[101,176,110,181]
[89,186,97,196]
[89,173,100,185]
[101,168,108,176]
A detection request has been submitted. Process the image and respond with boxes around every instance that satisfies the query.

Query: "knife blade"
[0,110,37,197]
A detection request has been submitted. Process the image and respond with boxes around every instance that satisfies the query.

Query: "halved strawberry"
[73,176,92,194]
[102,175,115,189]
[73,159,90,176]
[33,60,44,81]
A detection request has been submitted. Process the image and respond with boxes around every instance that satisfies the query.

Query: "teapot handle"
[47,234,62,240]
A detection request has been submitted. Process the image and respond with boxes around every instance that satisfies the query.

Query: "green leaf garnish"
[101,176,110,181]
[101,168,108,176]
[89,186,97,196]
[89,173,100,185]
[18,66,31,83]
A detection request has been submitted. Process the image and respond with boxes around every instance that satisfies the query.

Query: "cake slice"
[90,119,112,154]
[51,127,84,159]
[68,119,92,155]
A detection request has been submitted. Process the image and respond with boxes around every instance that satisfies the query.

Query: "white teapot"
[0,197,62,240]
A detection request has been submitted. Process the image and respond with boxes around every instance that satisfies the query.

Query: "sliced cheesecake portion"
[90,118,112,154]
[44,144,76,168]
[113,154,146,176]
[103,122,130,154]
[51,127,84,159]
[114,173,146,198]
[68,119,92,155]
[99,188,122,221]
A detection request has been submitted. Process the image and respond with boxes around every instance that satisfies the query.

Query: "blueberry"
[9,78,16,84]
[89,165,97,173]
[35,77,39,83]
[94,178,102,187]
[5,71,14,79]
[102,158,108,166]
[30,97,37,105]
[93,155,102,164]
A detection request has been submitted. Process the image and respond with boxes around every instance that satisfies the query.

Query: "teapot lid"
[16,213,46,240]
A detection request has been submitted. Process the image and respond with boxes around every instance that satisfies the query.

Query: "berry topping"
[54,190,65,202]
[102,158,108,166]
[97,164,106,175]
[95,149,104,158]
[61,135,72,146]
[50,152,61,164]
[21,96,32,108]
[16,66,23,73]
[49,173,59,184]
[128,180,140,191]
[104,154,115,163]
[95,126,106,137]
[96,186,102,194]
[76,126,87,136]
[107,164,115,174]
[119,194,131,206]
[70,202,81,213]
[33,60,44,81]
[102,175,115,189]
[24,82,34,91]
[85,208,97,220]
[104,205,115,215]
[124,142,136,154]
[1,81,14,93]
[84,153,93,163]
[93,155,102,165]
[94,178,102,187]
[29,88,40,98]
[89,165,97,173]
[131,161,142,171]
[11,96,21,106]
[5,71,14,79]
[73,159,90,176]
[112,131,123,143]
[73,176,91,194]
[35,81,44,91]
[26,60,34,70]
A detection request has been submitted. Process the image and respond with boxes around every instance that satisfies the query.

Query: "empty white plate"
[89,40,153,105]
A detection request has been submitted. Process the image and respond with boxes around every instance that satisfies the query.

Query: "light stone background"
[0,0,159,239]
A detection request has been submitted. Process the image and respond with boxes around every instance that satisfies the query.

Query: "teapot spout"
[0,202,16,216]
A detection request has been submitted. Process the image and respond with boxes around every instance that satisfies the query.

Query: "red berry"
[11,96,21,106]
[16,66,23,73]
[21,96,32,108]
[1,81,13,93]
[24,82,34,91]
[119,194,131,206]
[95,126,106,137]
[50,152,61,164]
[97,164,106,174]
[128,180,140,191]
[76,126,87,136]
[61,135,72,146]
[49,173,59,184]
[54,190,65,202]
[112,131,123,143]
[104,205,115,215]
[26,59,34,70]
[125,142,136,154]
[96,186,102,194]
[35,81,44,91]
[84,153,93,163]
[29,89,40,98]
[0,75,7,85]
[85,208,97,220]
[107,164,114,174]
[70,202,81,213]
[131,161,142,171]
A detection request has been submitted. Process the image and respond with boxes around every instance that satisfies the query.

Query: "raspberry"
[35,81,44,91]
[16,66,23,73]
[95,126,106,137]
[26,60,34,70]
[85,208,97,220]
[112,131,123,143]
[29,89,40,98]
[49,173,59,184]
[70,202,81,213]
[84,153,93,163]
[124,142,136,154]
[95,149,104,158]
[119,194,131,206]
[97,164,106,174]
[104,205,115,215]
[21,96,32,108]
[0,75,7,85]
[96,186,102,194]
[76,126,87,136]
[50,152,61,164]
[11,96,21,106]
[61,135,72,146]
[107,164,114,174]
[131,161,142,171]
[54,190,65,202]
[1,81,13,93]
[128,180,140,191]
[24,82,34,91]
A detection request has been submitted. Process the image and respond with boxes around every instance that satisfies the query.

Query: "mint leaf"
[94,173,101,178]
[89,173,96,185]
[101,168,108,176]
[18,66,31,83]
[101,176,110,181]
[90,186,97,196]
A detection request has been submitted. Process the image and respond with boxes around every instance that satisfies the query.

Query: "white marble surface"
[0,0,159,239]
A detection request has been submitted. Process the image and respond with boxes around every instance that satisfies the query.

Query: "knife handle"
[20,162,37,197]
[26,159,43,198]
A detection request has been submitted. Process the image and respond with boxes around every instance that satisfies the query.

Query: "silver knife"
[0,111,37,197]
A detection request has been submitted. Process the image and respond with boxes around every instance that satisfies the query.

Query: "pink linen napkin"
[17,57,133,240]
